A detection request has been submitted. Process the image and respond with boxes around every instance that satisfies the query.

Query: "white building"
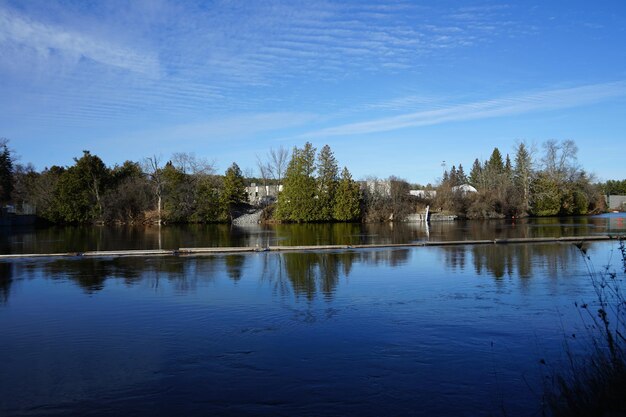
[409,190,437,199]
[452,184,478,194]
[246,183,283,205]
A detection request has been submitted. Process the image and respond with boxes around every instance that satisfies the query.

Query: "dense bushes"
[360,176,417,223]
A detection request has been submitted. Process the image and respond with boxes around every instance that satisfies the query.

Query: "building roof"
[452,184,478,193]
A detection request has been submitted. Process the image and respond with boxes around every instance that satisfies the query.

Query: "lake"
[1,215,625,416]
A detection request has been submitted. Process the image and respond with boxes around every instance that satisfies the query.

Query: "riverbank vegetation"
[436,140,607,219]
[6,148,248,224]
[0,137,622,225]
[544,239,626,417]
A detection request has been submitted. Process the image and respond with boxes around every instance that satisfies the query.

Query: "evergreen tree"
[603,179,626,195]
[78,151,110,217]
[333,167,361,221]
[163,162,193,222]
[504,154,512,179]
[316,144,339,221]
[110,161,143,184]
[483,148,506,200]
[0,139,13,204]
[531,172,561,216]
[468,159,483,189]
[276,143,318,222]
[449,165,458,186]
[54,151,110,223]
[194,175,222,222]
[486,148,504,177]
[300,142,316,177]
[513,142,533,214]
[220,162,247,220]
[457,164,467,185]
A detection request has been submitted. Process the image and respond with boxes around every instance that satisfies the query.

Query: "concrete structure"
[607,195,626,211]
[405,212,457,222]
[363,179,391,197]
[246,183,282,205]
[409,190,437,199]
[232,208,263,226]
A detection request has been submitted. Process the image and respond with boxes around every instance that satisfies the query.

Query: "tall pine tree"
[486,148,504,176]
[513,142,533,214]
[333,167,361,221]
[468,158,483,189]
[276,143,318,222]
[504,154,512,179]
[316,145,339,221]
[448,165,458,186]
[457,164,467,185]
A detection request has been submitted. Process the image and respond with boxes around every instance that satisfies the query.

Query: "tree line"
[434,139,608,218]
[0,138,622,224]
[602,179,626,196]
[0,139,362,225]
[3,144,250,224]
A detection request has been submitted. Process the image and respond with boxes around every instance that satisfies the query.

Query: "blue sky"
[1,0,625,184]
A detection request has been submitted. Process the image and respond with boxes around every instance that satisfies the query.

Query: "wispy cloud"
[305,81,626,137]
[107,112,317,146]
[0,8,159,76]
[0,0,524,127]
[71,0,517,85]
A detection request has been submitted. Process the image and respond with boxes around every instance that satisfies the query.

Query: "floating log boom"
[0,235,621,260]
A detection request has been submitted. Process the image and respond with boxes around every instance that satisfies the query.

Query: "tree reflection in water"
[224,255,245,282]
[6,256,223,296]
[258,249,410,300]
[442,243,580,280]
[0,262,12,304]
[0,241,600,303]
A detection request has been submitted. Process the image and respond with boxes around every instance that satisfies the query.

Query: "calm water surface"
[1,214,625,254]
[1,216,625,416]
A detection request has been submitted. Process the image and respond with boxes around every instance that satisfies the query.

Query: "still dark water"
[1,215,625,416]
[1,215,625,254]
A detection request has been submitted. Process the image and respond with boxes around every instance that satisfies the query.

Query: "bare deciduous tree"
[171,152,215,176]
[243,167,254,181]
[143,155,165,225]
[256,155,271,196]
[542,139,579,182]
[268,146,288,192]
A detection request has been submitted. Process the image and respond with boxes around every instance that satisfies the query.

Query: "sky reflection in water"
[1,240,624,416]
